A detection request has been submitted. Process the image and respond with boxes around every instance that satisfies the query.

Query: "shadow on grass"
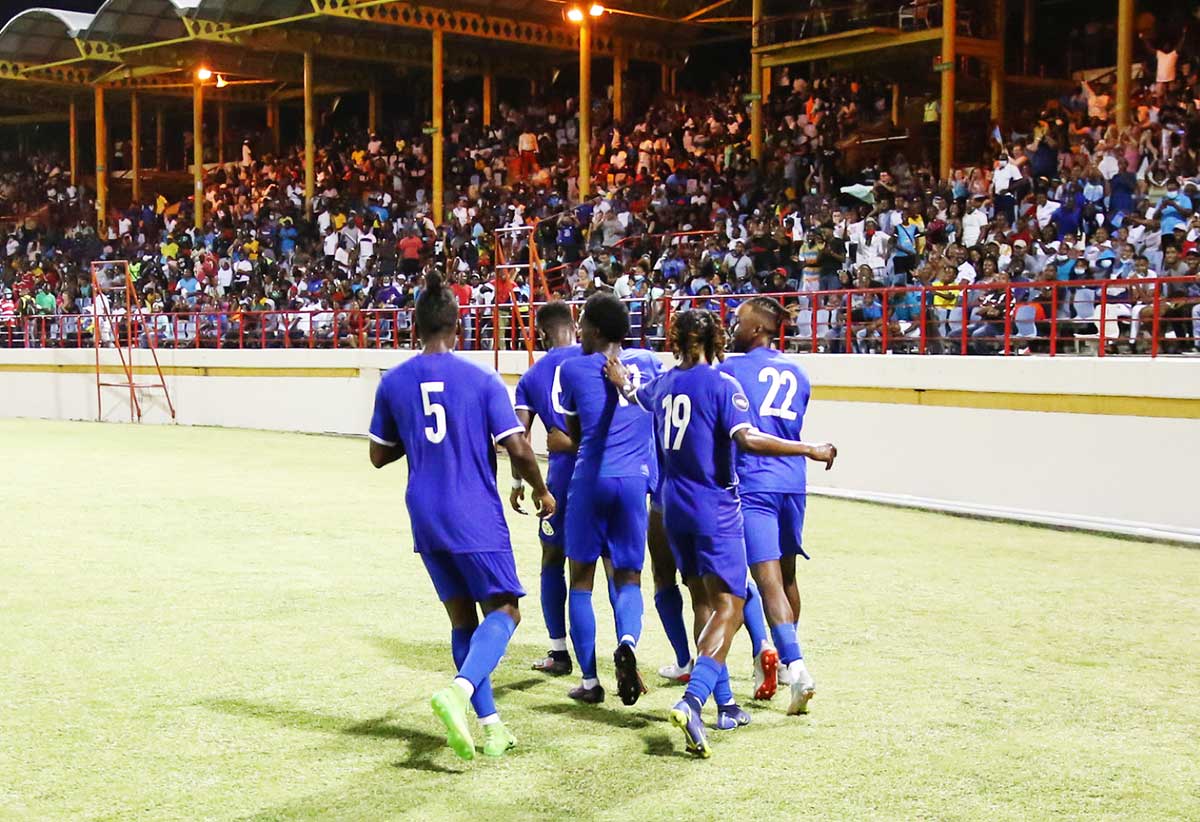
[643,732,685,758]
[532,699,659,730]
[201,698,460,774]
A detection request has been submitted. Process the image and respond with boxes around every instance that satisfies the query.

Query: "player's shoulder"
[561,350,602,377]
[623,347,663,370]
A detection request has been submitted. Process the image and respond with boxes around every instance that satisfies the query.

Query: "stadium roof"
[0,0,735,115]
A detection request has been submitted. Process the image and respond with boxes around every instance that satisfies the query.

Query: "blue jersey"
[559,349,663,485]
[370,352,525,554]
[718,347,811,494]
[514,343,583,481]
[636,364,751,538]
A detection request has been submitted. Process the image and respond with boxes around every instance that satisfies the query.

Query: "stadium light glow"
[589,3,604,16]
[215,74,228,88]
[195,67,213,81]
[566,7,584,23]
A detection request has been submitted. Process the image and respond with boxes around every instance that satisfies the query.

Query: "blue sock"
[743,579,769,657]
[456,611,516,694]
[568,589,597,679]
[606,575,618,612]
[770,621,803,666]
[683,655,723,707]
[540,565,568,642]
[451,626,497,718]
[614,583,643,647]
[713,664,734,706]
[654,585,691,667]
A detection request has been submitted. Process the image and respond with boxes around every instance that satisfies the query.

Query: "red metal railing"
[2,278,1196,356]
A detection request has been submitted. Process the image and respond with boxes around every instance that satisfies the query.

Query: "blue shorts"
[742,492,808,565]
[421,550,525,603]
[538,460,572,548]
[668,531,749,599]
[565,475,647,572]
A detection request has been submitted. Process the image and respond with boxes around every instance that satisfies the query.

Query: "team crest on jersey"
[541,519,556,537]
[733,392,750,411]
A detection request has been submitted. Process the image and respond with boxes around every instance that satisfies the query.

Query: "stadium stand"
[1,0,1199,356]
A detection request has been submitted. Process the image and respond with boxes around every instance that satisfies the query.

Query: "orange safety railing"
[6,278,1196,357]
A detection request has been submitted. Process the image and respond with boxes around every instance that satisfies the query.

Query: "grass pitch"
[1,419,1198,821]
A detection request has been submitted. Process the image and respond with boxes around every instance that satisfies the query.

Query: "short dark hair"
[582,292,629,344]
[536,300,574,333]
[414,271,457,339]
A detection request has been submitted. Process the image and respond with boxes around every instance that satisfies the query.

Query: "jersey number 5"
[758,367,798,421]
[421,381,446,443]
[661,394,692,450]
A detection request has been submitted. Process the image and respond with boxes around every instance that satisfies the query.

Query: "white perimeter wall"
[1,348,1197,544]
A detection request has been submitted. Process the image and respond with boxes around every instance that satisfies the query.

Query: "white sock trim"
[478,713,500,726]
[581,677,600,689]
[619,634,637,648]
[453,676,475,699]
[549,637,568,652]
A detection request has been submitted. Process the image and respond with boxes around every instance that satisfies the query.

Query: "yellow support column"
[1022,0,1033,74]
[1116,0,1134,129]
[990,0,1006,126]
[131,92,141,205]
[762,67,771,102]
[579,16,592,199]
[368,87,379,134]
[431,30,444,226]
[94,85,107,232]
[155,106,164,171]
[939,0,957,180]
[482,69,493,128]
[304,51,315,212]
[750,0,763,160]
[69,98,77,187]
[661,63,669,93]
[193,77,204,231]
[892,83,902,127]
[268,100,280,156]
[612,44,624,123]
[217,101,227,165]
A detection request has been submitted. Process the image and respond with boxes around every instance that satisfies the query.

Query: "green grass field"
[1,419,1198,821]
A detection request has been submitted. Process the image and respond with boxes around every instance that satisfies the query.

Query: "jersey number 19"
[661,394,692,450]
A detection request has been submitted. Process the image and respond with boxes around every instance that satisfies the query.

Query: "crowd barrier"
[2,277,1197,357]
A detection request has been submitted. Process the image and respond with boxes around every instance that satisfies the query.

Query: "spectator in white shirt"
[962,195,989,248]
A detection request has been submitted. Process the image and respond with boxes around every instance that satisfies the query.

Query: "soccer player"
[719,296,834,715]
[605,309,834,757]
[558,293,663,706]
[511,301,583,675]
[368,272,555,761]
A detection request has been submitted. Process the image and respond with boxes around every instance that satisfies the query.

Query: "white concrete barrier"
[2,347,1197,543]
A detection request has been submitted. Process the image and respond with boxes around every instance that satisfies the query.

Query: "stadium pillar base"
[1022,0,1034,73]
[991,0,1006,127]
[368,86,380,134]
[1115,0,1134,129]
[891,83,901,127]
[303,51,315,212]
[94,85,107,232]
[938,0,957,180]
[131,92,141,205]
[432,29,444,226]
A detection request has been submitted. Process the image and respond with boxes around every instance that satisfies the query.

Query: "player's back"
[642,364,750,537]
[560,349,662,484]
[718,346,811,493]
[515,344,583,472]
[373,352,522,554]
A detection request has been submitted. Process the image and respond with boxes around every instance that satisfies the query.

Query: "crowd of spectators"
[3,23,1200,355]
